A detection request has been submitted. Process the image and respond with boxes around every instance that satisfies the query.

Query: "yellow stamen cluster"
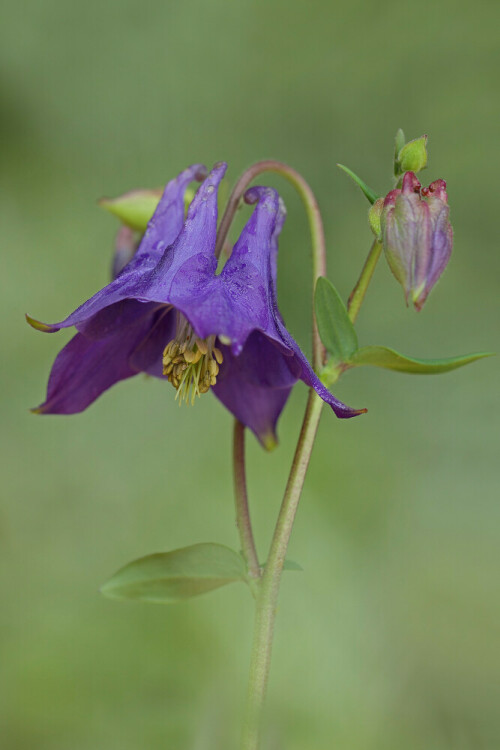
[162,336,223,405]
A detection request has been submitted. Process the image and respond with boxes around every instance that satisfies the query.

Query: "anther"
[162,330,224,405]
[196,338,208,355]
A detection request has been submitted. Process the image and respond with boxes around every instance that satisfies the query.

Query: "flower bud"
[381,171,453,310]
[395,134,428,176]
[99,189,162,232]
[100,185,200,233]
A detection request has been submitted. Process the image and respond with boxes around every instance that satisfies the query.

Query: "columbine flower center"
[162,317,223,406]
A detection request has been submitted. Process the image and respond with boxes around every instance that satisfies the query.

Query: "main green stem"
[241,389,324,749]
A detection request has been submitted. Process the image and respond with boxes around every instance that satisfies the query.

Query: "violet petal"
[34,310,156,414]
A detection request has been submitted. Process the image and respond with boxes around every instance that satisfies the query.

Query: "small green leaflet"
[101,543,246,604]
[337,164,379,205]
[349,346,493,374]
[315,277,358,364]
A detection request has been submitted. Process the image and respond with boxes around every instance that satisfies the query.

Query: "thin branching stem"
[233,420,261,587]
[347,239,382,323]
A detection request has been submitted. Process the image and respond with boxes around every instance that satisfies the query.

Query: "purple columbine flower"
[28,162,364,448]
[381,171,453,311]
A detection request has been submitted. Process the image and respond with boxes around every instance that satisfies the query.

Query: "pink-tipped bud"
[381,172,453,310]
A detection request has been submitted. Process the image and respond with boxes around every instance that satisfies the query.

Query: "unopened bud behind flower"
[381,171,453,311]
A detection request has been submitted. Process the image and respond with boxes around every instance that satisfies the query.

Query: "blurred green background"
[1,0,499,748]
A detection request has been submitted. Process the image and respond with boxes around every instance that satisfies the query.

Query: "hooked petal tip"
[261,431,279,451]
[244,188,259,205]
[25,314,55,333]
[194,165,208,181]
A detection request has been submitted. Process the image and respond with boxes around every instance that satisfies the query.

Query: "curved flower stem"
[233,420,261,588]
[347,239,382,324]
[215,160,327,371]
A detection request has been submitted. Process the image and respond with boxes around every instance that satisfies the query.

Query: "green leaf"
[101,543,247,603]
[337,164,379,205]
[315,277,358,363]
[349,346,493,374]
